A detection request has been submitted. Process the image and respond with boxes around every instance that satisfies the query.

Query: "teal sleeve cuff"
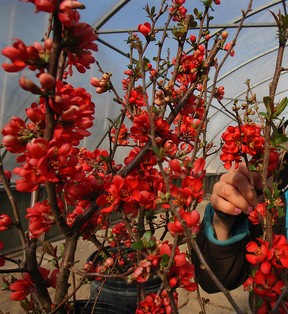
[203,203,250,246]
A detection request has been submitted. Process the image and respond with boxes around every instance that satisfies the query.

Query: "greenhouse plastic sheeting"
[1,0,287,174]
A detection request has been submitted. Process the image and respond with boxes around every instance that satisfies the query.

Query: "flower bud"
[221,31,228,40]
[59,0,85,10]
[19,77,42,94]
[39,73,55,90]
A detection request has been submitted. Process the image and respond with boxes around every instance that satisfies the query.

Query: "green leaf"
[131,241,143,250]
[194,8,203,20]
[281,14,288,31]
[188,20,197,29]
[148,239,156,248]
[142,230,152,246]
[259,112,269,119]
[202,0,212,7]
[263,96,274,117]
[274,97,288,117]
[187,15,197,29]
[264,187,272,199]
[248,164,257,172]
[273,133,288,145]
[160,254,169,268]
[151,145,160,156]
[277,206,285,218]
[172,26,186,38]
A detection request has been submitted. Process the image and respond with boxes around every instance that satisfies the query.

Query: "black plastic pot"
[72,300,129,314]
[88,249,161,313]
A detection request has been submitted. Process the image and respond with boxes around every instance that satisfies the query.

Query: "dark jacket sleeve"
[193,204,250,293]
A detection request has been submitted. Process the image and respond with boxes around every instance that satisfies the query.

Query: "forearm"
[194,204,250,293]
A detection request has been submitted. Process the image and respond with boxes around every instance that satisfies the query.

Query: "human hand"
[210,164,262,240]
[210,163,263,216]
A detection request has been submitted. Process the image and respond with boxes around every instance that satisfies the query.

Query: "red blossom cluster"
[136,289,178,314]
[145,241,197,292]
[220,123,281,172]
[9,267,58,301]
[26,200,56,238]
[63,22,98,77]
[244,234,288,313]
[2,39,51,73]
[169,0,187,22]
[248,202,281,226]
[2,81,96,194]
[3,1,97,78]
[220,123,265,169]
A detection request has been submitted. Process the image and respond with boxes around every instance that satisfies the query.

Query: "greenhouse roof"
[1,0,288,173]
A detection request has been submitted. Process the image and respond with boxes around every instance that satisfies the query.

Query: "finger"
[211,183,252,215]
[232,164,263,195]
[220,168,256,206]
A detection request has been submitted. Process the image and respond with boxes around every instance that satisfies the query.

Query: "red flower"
[169,2,187,22]
[10,273,34,301]
[130,260,151,283]
[58,0,85,27]
[21,0,56,13]
[130,111,151,144]
[67,200,106,239]
[224,42,235,56]
[168,209,200,236]
[96,175,125,213]
[246,239,269,265]
[0,214,13,231]
[268,234,288,268]
[220,124,264,169]
[248,203,266,225]
[91,73,111,94]
[181,176,204,204]
[192,158,206,177]
[128,87,146,107]
[254,269,284,300]
[173,50,205,86]
[138,22,151,36]
[174,253,186,267]
[63,22,98,76]
[111,124,130,145]
[136,290,178,314]
[2,117,32,153]
[26,200,55,238]
[243,276,254,292]
[214,86,225,100]
[169,261,197,292]
[2,39,48,72]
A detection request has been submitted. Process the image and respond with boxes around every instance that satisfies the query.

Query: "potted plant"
[0,0,288,313]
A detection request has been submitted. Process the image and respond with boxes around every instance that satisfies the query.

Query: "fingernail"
[247,206,253,213]
[234,207,241,214]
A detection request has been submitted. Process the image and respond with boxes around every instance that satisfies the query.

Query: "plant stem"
[53,236,79,310]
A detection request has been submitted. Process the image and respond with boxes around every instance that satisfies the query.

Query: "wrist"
[212,212,236,240]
